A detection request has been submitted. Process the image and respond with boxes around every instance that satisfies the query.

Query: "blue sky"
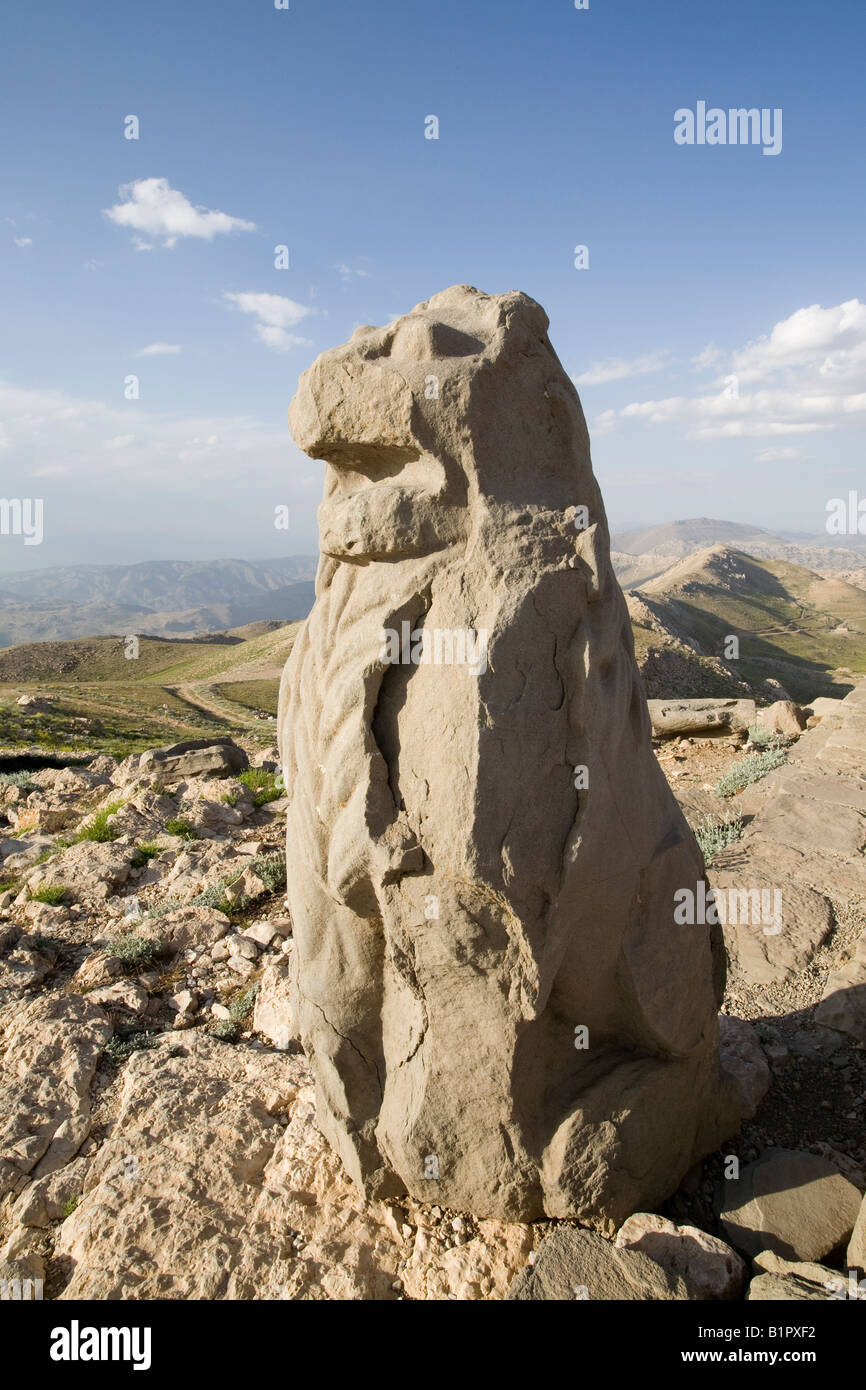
[1,0,864,570]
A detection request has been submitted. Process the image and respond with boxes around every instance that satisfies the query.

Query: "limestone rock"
[848,1195,866,1272]
[26,840,138,903]
[647,699,755,739]
[747,1250,851,1301]
[719,1148,862,1261]
[717,1014,771,1120]
[814,933,866,1041]
[278,284,739,1227]
[138,738,249,783]
[756,701,807,737]
[506,1226,690,1300]
[253,957,293,1049]
[46,1033,530,1300]
[0,995,110,1198]
[615,1212,746,1299]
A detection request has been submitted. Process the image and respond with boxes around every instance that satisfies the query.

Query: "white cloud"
[104,178,256,248]
[574,352,668,386]
[602,299,866,441]
[692,343,722,370]
[0,378,288,483]
[13,236,32,248]
[333,262,371,281]
[753,445,805,463]
[224,291,314,352]
[731,299,866,384]
[138,343,182,357]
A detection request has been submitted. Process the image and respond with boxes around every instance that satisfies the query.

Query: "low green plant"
[133,840,163,866]
[747,724,788,749]
[237,768,282,807]
[165,816,197,840]
[229,980,260,1023]
[104,934,162,967]
[74,800,124,843]
[147,851,286,922]
[29,882,68,905]
[715,747,788,799]
[0,880,17,894]
[104,1024,155,1065]
[692,812,744,864]
[209,1018,239,1043]
[0,770,37,790]
[61,1196,79,1218]
[220,790,239,807]
[249,852,287,894]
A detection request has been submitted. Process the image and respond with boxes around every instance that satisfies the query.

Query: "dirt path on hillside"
[169,681,276,734]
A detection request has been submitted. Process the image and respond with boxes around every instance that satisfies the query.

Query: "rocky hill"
[0,558,317,649]
[628,545,866,704]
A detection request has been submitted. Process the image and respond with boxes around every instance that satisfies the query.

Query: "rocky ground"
[0,705,864,1302]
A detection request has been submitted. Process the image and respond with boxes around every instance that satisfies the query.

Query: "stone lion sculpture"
[278,284,739,1228]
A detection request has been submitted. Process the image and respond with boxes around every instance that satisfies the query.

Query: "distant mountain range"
[0,557,317,648]
[611,517,866,577]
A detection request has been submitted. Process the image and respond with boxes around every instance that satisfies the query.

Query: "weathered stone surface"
[747,1250,852,1301]
[0,995,110,1197]
[253,956,293,1049]
[805,697,844,722]
[719,1149,862,1261]
[278,284,738,1227]
[756,701,806,737]
[648,698,756,738]
[615,1212,747,1299]
[717,1015,771,1121]
[506,1226,690,1300]
[848,1195,866,1271]
[25,840,138,903]
[710,842,834,986]
[45,1033,531,1300]
[138,738,249,782]
[814,934,866,1041]
[750,791,866,856]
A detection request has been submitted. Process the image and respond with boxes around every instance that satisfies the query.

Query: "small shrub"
[104,1024,155,1065]
[30,882,68,905]
[133,840,163,867]
[220,790,239,807]
[747,724,788,749]
[237,768,282,808]
[715,747,788,799]
[61,1196,79,1218]
[0,880,17,894]
[0,770,37,790]
[209,1018,239,1043]
[249,853,287,894]
[692,813,744,865]
[75,800,124,843]
[104,934,162,967]
[165,817,197,840]
[229,980,260,1023]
